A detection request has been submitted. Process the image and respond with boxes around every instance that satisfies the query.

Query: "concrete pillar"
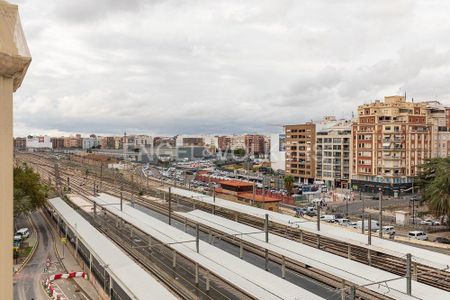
[195,263,199,285]
[341,280,346,300]
[206,270,210,291]
[347,244,351,260]
[412,262,418,281]
[406,253,412,295]
[239,240,244,259]
[89,252,93,279]
[0,3,31,297]
[281,256,286,279]
[264,249,269,271]
[75,236,79,257]
[172,250,176,268]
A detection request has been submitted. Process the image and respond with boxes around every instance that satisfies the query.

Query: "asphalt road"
[13,211,84,300]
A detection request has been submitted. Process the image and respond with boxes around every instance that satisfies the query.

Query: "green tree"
[284,175,295,195]
[416,158,450,225]
[233,148,246,157]
[14,165,48,217]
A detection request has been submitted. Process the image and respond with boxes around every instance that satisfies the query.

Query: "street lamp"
[0,2,31,299]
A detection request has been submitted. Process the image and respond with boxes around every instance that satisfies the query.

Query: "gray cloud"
[9,0,450,137]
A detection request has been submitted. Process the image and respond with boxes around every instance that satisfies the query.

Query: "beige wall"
[0,76,14,300]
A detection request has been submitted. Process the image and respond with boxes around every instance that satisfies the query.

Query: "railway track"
[20,154,257,300]
[17,152,450,295]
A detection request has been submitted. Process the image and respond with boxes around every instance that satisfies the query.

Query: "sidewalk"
[50,223,108,299]
[13,216,38,273]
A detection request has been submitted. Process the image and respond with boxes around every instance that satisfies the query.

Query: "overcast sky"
[10,0,450,137]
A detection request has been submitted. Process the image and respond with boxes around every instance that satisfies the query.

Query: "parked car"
[306,210,317,217]
[348,221,358,228]
[408,231,428,241]
[320,215,336,223]
[434,237,450,244]
[377,226,395,235]
[15,228,30,240]
[335,218,350,226]
[420,219,440,226]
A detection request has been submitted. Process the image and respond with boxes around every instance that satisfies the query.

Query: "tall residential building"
[51,137,65,149]
[134,135,152,148]
[14,137,26,150]
[63,135,82,148]
[218,136,232,151]
[82,137,100,149]
[244,134,266,156]
[153,136,176,147]
[203,135,219,152]
[270,133,285,171]
[176,135,204,147]
[424,101,450,158]
[230,135,245,151]
[285,123,316,184]
[316,117,352,188]
[351,96,431,193]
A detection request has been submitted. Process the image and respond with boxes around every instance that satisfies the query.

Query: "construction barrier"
[43,272,87,299]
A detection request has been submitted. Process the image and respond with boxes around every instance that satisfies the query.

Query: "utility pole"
[406,253,412,296]
[196,223,200,253]
[378,188,383,238]
[361,189,365,233]
[368,214,372,245]
[100,163,103,192]
[264,214,269,271]
[120,190,123,212]
[317,202,321,231]
[168,187,172,225]
[252,182,256,205]
[345,196,349,218]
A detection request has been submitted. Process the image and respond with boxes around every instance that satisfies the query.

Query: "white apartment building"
[316,117,352,188]
[134,135,153,148]
[82,137,100,149]
[230,135,245,150]
[270,133,285,171]
[26,135,52,149]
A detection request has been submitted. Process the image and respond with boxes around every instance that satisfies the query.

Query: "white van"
[15,228,30,240]
[408,231,428,241]
[356,220,379,231]
[377,226,395,235]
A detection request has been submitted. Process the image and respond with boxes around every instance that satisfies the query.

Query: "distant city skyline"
[11,0,450,136]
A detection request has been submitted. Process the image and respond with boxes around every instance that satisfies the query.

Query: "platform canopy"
[0,0,31,91]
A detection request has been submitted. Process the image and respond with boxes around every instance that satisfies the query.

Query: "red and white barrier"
[48,271,87,281]
[43,272,87,299]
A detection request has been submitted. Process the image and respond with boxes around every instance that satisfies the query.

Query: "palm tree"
[284,175,295,196]
[416,157,450,225]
